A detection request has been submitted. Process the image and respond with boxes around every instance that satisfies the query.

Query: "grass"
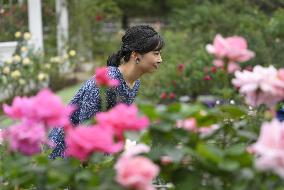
[56,83,83,104]
[0,83,83,129]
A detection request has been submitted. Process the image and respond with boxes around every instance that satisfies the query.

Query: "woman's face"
[137,50,163,73]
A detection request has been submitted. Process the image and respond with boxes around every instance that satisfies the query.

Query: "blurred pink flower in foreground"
[232,65,284,107]
[206,34,255,73]
[96,104,149,140]
[2,121,46,156]
[2,89,75,156]
[3,89,74,128]
[249,119,284,178]
[95,66,119,87]
[115,144,159,190]
[65,124,123,161]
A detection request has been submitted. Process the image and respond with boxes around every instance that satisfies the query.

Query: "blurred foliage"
[1,97,284,189]
[0,2,28,42]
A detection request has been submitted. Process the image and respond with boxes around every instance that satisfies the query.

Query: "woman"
[49,25,164,159]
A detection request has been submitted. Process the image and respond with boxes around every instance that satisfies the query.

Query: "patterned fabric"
[48,66,140,159]
[277,108,284,122]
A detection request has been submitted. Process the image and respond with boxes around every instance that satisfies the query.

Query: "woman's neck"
[118,62,142,86]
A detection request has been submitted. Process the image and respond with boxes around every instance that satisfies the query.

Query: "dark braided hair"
[107,25,164,67]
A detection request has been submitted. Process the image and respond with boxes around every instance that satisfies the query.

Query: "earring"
[136,58,140,64]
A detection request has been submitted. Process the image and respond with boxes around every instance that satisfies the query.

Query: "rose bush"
[1,36,284,190]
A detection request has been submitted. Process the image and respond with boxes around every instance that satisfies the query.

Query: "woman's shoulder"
[107,66,121,79]
[75,78,99,96]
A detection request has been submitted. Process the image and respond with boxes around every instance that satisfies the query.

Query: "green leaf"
[167,103,182,113]
[219,105,246,119]
[218,160,240,171]
[138,104,159,120]
[196,143,224,163]
[225,144,246,156]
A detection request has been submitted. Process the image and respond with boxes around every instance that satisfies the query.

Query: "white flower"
[122,143,150,157]
[230,100,235,105]
[179,95,190,102]
[124,139,137,151]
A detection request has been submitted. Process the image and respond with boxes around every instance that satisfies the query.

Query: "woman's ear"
[131,51,138,58]
[131,51,141,60]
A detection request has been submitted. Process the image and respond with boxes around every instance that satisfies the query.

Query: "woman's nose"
[158,55,163,63]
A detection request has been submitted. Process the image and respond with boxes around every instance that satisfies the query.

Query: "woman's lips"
[154,63,160,69]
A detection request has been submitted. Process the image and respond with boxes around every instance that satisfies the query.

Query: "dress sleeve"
[77,80,101,124]
[106,87,117,110]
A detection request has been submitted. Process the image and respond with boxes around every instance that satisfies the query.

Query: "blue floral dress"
[48,66,141,159]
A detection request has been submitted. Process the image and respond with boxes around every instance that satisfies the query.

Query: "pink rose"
[278,69,284,81]
[0,129,3,144]
[115,144,159,190]
[95,67,119,87]
[227,61,241,74]
[232,65,284,107]
[176,118,197,131]
[2,121,46,156]
[203,75,212,81]
[65,124,123,161]
[206,34,255,73]
[198,124,219,135]
[213,59,225,68]
[225,36,255,62]
[96,104,149,140]
[3,89,74,128]
[206,34,228,58]
[115,156,159,190]
[249,119,284,178]
[32,89,75,127]
[206,34,255,63]
[3,96,34,120]
[160,155,173,165]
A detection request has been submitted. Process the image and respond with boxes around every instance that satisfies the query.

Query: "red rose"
[204,75,212,81]
[160,92,167,99]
